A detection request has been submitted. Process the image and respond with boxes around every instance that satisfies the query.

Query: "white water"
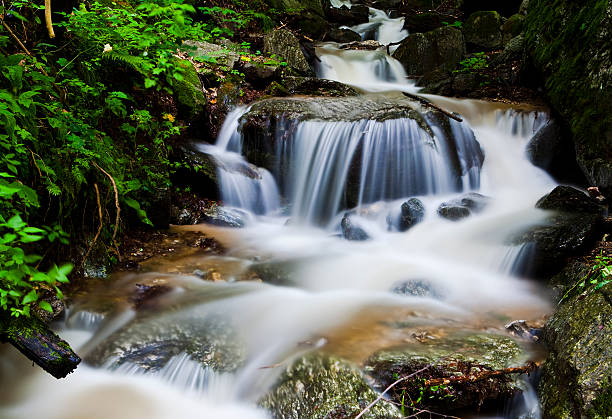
[0,7,553,419]
[350,8,409,47]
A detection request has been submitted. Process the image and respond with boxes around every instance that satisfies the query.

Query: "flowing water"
[0,4,555,419]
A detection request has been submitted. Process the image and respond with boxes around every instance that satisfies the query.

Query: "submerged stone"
[341,213,370,241]
[260,354,402,419]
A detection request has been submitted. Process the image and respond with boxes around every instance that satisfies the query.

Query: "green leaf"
[38,300,53,313]
[22,289,38,304]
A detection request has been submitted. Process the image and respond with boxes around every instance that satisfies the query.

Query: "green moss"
[524,0,611,192]
[173,59,206,119]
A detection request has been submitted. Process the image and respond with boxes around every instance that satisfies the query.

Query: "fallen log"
[0,313,81,378]
[402,92,463,123]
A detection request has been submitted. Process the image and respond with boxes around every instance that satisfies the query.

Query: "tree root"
[92,162,121,260]
[79,183,103,272]
[423,361,540,387]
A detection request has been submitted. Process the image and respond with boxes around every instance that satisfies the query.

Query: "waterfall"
[350,8,408,47]
[196,106,280,215]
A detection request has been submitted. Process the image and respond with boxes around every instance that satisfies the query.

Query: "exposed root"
[92,161,121,260]
[79,183,103,271]
[44,0,55,39]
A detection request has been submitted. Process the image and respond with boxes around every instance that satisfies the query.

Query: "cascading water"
[1,6,555,419]
[196,106,280,215]
[350,8,408,47]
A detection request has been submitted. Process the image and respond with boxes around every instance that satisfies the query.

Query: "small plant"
[455,52,489,73]
[560,251,611,304]
[442,20,462,28]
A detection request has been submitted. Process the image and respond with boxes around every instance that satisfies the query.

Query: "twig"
[355,364,435,419]
[79,183,103,271]
[402,92,463,122]
[423,361,539,387]
[44,0,55,39]
[405,408,461,418]
[92,161,121,260]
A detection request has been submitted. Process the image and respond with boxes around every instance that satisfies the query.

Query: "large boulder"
[462,0,523,17]
[260,354,402,418]
[402,12,444,33]
[514,186,605,278]
[525,0,612,198]
[324,4,370,26]
[172,59,206,119]
[539,261,612,418]
[463,11,503,50]
[526,119,587,185]
[263,29,313,75]
[365,332,531,413]
[393,26,465,76]
[501,14,525,45]
[327,28,362,43]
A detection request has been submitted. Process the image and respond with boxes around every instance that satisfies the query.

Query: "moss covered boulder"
[263,29,313,75]
[365,332,531,413]
[525,0,612,197]
[402,12,444,34]
[501,14,525,45]
[463,11,503,50]
[393,26,465,76]
[260,354,402,419]
[173,59,206,119]
[539,267,612,418]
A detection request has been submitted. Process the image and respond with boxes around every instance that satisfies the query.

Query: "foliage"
[455,52,489,73]
[560,251,611,304]
[442,20,462,28]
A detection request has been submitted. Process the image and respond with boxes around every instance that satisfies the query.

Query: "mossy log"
[0,314,80,378]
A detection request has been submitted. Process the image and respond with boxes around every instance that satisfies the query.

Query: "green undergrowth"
[0,0,278,318]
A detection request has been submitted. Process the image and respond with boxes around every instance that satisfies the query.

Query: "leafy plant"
[442,20,462,28]
[560,251,611,304]
[455,52,489,73]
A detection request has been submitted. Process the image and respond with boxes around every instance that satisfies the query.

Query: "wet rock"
[172,59,206,119]
[200,204,249,228]
[295,11,330,40]
[265,0,324,16]
[171,144,218,200]
[437,193,490,221]
[501,14,525,45]
[437,203,471,220]
[539,268,612,418]
[524,0,612,198]
[399,198,425,231]
[260,354,402,419]
[514,186,605,278]
[263,29,313,75]
[505,320,541,342]
[324,4,370,26]
[535,185,605,215]
[393,26,465,76]
[235,61,281,88]
[86,312,245,373]
[341,213,370,241]
[283,77,359,96]
[129,284,173,309]
[463,11,503,50]
[402,12,444,33]
[526,120,587,185]
[365,332,529,412]
[391,279,441,298]
[248,259,301,286]
[327,28,362,43]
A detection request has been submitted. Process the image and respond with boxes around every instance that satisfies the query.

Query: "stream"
[0,4,556,419]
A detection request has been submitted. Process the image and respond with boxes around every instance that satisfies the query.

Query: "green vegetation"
[455,52,489,73]
[0,0,277,317]
[442,20,462,28]
[560,251,611,303]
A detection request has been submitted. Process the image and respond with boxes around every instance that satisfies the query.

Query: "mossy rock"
[259,354,402,419]
[365,332,528,412]
[402,12,445,33]
[524,0,612,197]
[393,26,465,76]
[463,10,503,50]
[539,279,612,417]
[173,59,206,119]
[501,14,525,45]
[265,0,324,16]
[263,29,313,75]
